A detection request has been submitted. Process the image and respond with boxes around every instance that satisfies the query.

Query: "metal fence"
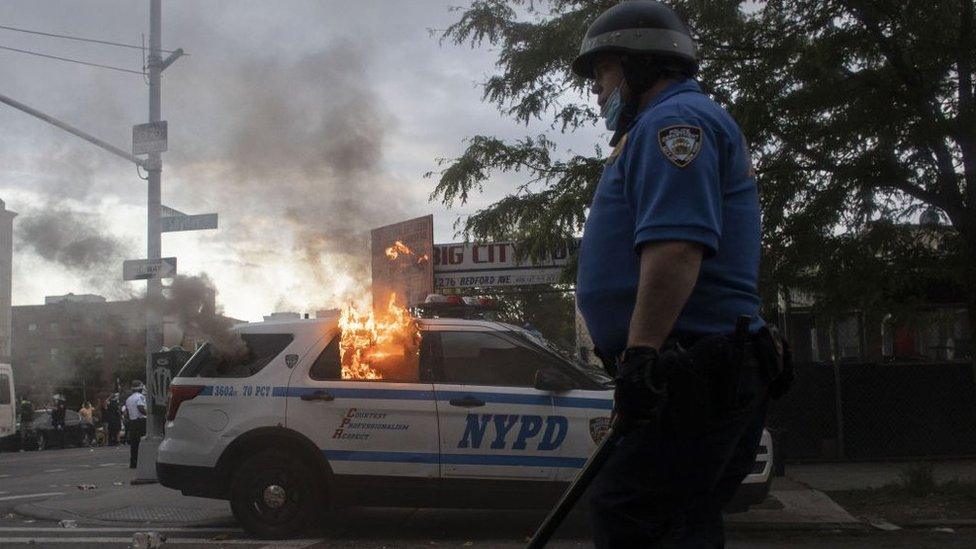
[766,361,976,461]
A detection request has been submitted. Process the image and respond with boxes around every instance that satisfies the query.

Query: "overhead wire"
[0,23,176,53]
[0,44,144,75]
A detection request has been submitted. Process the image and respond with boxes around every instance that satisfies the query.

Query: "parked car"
[0,408,92,451]
[158,316,774,538]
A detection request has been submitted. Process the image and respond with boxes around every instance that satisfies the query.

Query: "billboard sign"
[432,240,578,289]
[370,215,434,311]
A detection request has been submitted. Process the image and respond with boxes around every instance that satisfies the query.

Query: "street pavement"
[3,445,976,548]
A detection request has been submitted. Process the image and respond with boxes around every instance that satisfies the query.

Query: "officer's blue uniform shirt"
[577,79,764,356]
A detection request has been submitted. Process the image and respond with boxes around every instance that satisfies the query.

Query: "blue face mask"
[601,86,623,131]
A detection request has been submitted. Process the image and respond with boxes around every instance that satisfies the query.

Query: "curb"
[908,519,976,528]
[726,521,868,532]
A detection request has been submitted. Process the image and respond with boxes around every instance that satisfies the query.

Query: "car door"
[549,381,613,481]
[429,326,562,480]
[0,366,14,438]
[286,328,439,480]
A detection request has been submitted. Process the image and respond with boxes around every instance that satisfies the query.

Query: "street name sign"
[123,257,177,281]
[161,213,218,233]
[132,121,168,155]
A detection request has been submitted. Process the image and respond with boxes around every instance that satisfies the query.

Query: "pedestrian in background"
[51,395,67,449]
[104,394,122,446]
[79,401,94,446]
[18,395,33,452]
[124,381,147,468]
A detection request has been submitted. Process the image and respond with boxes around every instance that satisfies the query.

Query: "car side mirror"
[535,367,575,392]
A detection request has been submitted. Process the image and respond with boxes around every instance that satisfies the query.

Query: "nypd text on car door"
[427,323,568,480]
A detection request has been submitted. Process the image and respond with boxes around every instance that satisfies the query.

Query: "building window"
[94,345,104,359]
[50,348,59,364]
[28,323,37,332]
[49,321,59,333]
[118,344,128,358]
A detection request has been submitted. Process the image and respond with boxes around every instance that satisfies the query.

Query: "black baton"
[526,415,641,548]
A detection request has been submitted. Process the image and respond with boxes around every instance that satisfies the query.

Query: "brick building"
[10,292,241,402]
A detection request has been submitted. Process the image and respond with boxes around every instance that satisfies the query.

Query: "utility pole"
[0,3,183,483]
[135,0,180,483]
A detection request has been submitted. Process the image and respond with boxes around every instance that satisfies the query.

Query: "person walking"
[572,2,790,547]
[124,381,147,468]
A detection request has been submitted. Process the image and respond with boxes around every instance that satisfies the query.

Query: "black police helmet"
[572,0,698,79]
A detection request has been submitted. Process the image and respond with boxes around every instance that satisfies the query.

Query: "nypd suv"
[158,316,773,538]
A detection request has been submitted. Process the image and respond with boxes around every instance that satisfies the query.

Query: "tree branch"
[958,0,976,211]
[846,1,963,206]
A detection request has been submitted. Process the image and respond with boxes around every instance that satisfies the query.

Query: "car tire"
[229,449,323,539]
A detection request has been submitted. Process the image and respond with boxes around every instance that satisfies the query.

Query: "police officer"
[574,2,775,547]
[124,380,148,468]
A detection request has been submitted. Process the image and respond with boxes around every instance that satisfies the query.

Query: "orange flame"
[338,293,420,380]
[384,240,429,266]
[385,241,412,260]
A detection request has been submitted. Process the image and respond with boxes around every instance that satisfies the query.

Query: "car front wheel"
[229,449,323,539]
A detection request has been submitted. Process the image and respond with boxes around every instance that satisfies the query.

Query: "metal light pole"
[135,0,167,483]
[0,1,182,484]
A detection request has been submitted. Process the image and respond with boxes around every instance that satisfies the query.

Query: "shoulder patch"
[658,125,702,168]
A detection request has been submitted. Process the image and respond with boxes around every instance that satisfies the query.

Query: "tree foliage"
[430,0,976,328]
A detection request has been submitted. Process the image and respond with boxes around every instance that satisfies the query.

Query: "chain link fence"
[767,361,976,461]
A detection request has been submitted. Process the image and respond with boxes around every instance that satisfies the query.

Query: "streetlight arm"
[158,48,184,72]
[0,91,148,168]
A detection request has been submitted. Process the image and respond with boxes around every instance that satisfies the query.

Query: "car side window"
[309,336,341,381]
[436,331,545,387]
[309,334,420,383]
[179,333,294,378]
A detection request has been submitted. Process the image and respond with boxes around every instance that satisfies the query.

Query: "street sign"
[132,121,168,155]
[123,257,177,281]
[161,213,218,233]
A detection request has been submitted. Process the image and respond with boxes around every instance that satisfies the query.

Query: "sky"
[0,0,603,321]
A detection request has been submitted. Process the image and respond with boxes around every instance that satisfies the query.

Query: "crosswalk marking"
[0,491,65,501]
[0,527,241,533]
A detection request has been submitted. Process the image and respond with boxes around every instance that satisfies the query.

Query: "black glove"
[613,347,668,420]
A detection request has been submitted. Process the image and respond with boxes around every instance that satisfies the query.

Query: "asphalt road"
[3,445,976,548]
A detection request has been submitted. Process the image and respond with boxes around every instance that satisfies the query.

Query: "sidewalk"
[787,460,976,492]
[727,477,859,529]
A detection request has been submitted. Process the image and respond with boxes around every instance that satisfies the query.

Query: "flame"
[338,293,420,380]
[385,241,412,260]
[384,240,429,266]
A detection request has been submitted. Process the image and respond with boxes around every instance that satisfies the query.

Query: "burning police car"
[158,310,773,538]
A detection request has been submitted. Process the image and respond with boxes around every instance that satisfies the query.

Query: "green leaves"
[432,0,976,322]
